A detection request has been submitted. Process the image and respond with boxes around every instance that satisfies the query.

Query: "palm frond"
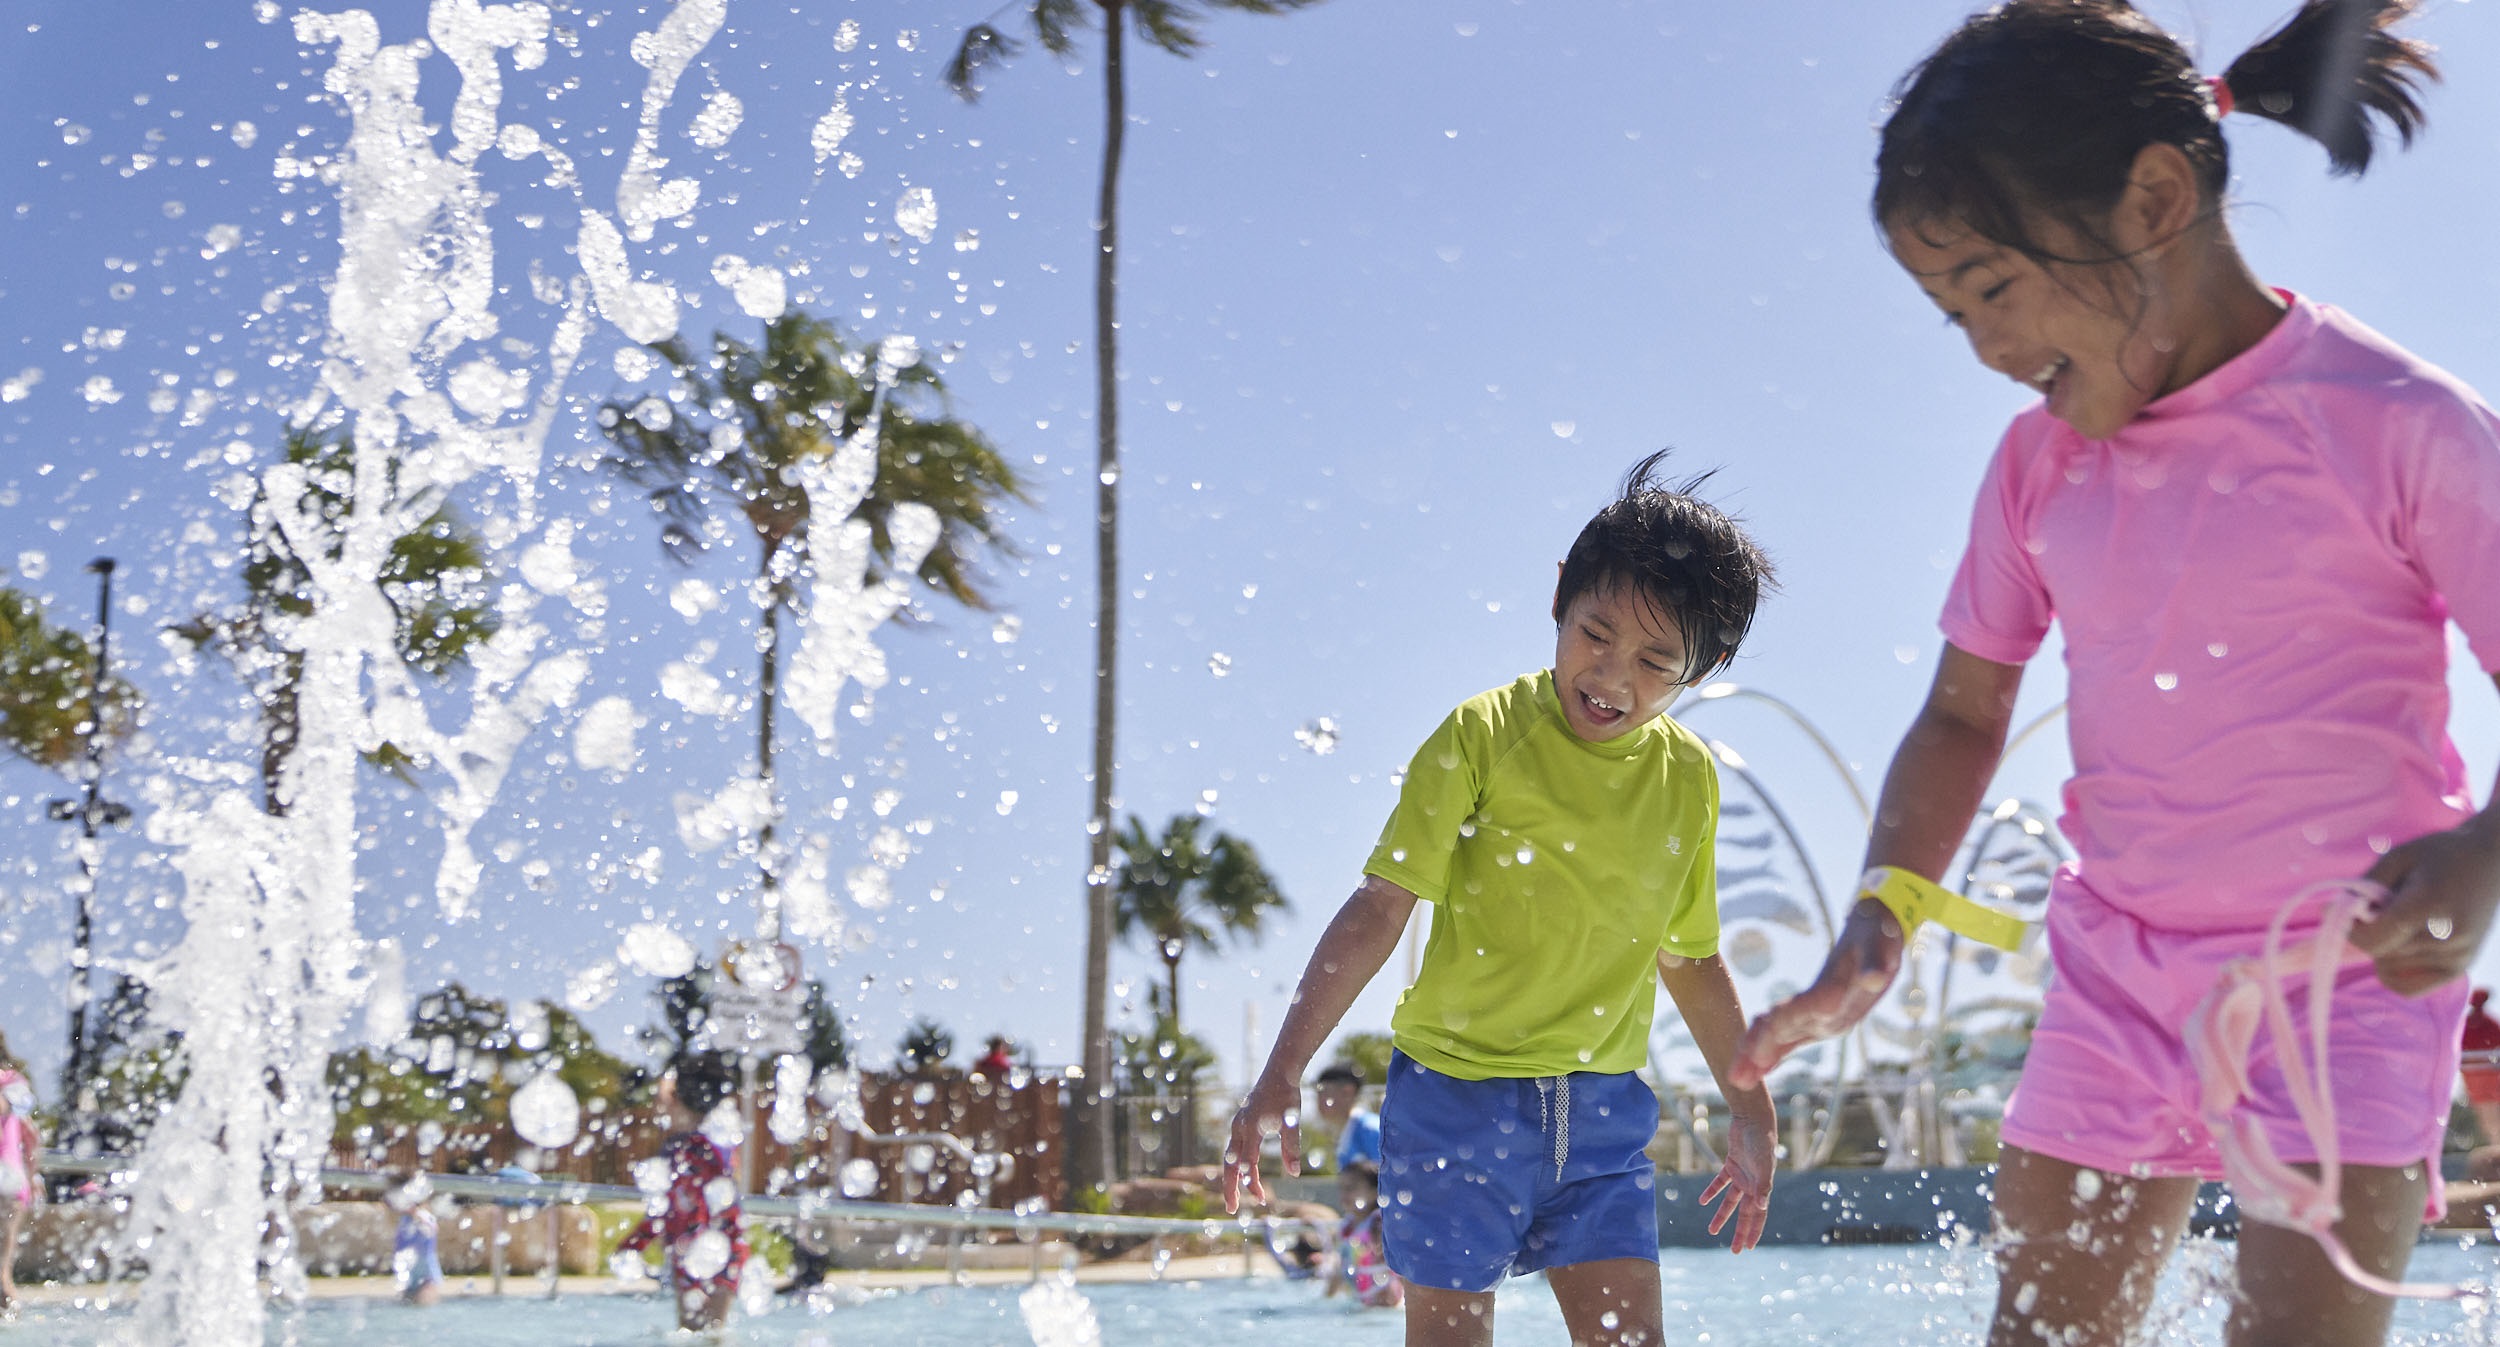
[1032,0,1087,56]
[1129,0,1203,57]
[944,22,1021,100]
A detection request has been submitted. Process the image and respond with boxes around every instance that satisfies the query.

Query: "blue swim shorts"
[1377,1049,1661,1292]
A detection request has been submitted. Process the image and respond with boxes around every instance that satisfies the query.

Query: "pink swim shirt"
[1943,292,2500,934]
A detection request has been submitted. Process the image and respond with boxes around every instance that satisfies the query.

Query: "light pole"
[44,558,132,1127]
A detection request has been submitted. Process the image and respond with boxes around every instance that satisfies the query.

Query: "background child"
[1225,452,1777,1347]
[1730,4,2500,1345]
[1327,1161,1402,1310]
[617,1051,747,1332]
[381,1170,443,1307]
[0,1050,36,1316]
[1311,1063,1380,1172]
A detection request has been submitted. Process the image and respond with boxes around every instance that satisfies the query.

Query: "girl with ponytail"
[1730,3,2500,1343]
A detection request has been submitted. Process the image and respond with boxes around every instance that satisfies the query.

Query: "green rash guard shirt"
[1364,670,1721,1081]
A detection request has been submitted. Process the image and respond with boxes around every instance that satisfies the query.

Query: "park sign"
[700,939,808,1059]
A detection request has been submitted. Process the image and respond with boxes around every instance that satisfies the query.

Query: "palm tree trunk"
[1075,1,1128,1199]
[260,654,303,817]
[756,550,785,943]
[1163,949,1182,1049]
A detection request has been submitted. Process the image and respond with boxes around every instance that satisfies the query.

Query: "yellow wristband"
[1856,865,2030,953]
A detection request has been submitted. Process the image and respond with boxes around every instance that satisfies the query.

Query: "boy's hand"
[1221,1075,1303,1213]
[1727,904,1904,1091]
[1698,1109,1775,1253]
[2356,813,2500,997]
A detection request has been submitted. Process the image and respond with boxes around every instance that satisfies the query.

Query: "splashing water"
[1294,716,1340,755]
[1019,1277,1105,1347]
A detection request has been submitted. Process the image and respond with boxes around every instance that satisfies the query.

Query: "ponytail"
[2220,0,2437,176]
[1876,0,2440,262]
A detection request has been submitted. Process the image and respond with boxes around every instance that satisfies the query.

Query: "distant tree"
[596,313,1024,935]
[648,959,718,1063]
[800,979,850,1074]
[0,580,138,774]
[897,1016,954,1075]
[1112,813,1288,1042]
[76,974,183,1156]
[332,985,631,1165]
[172,423,497,813]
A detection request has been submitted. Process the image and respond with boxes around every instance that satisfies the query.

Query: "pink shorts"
[2001,880,2465,1209]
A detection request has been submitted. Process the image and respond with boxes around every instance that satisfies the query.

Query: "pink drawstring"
[2182,878,2465,1301]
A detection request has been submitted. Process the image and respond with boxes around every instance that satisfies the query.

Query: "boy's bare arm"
[1222,875,1417,1212]
[1660,951,1776,1251]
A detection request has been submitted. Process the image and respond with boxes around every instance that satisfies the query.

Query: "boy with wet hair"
[1225,451,1776,1347]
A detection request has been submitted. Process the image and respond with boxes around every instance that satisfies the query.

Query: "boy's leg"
[1988,1145,2199,1347]
[1547,1258,1663,1347]
[1403,1283,1496,1347]
[2227,1162,2425,1347]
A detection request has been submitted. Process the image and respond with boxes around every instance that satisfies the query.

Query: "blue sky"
[2,0,2497,1095]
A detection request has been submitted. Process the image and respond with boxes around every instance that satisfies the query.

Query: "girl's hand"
[1221,1075,1303,1214]
[1726,904,1906,1091]
[2355,814,2500,996]
[1699,1109,1775,1253]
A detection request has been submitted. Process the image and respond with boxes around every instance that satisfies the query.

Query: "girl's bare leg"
[1404,1283,1496,1347]
[1989,1145,2200,1347]
[0,1198,20,1305]
[2228,1162,2425,1347]
[1548,1258,1664,1346]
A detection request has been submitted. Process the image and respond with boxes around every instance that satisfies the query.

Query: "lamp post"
[44,558,132,1123]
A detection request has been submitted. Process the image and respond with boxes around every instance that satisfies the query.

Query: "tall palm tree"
[947,0,1324,1197]
[1112,812,1288,1044]
[597,311,1024,938]
[175,424,498,815]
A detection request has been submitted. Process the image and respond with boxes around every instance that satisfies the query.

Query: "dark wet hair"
[1339,1159,1380,1191]
[1551,451,1774,684]
[1314,1063,1362,1088]
[1875,0,2436,266]
[671,1050,740,1118]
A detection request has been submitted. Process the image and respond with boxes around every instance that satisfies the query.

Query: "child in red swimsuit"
[618,1051,748,1331]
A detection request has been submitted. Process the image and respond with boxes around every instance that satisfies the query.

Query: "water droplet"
[1294,717,1341,756]
[2153,671,2178,691]
[2429,915,2456,941]
[839,1157,880,1198]
[1207,651,1232,677]
[1550,419,1575,438]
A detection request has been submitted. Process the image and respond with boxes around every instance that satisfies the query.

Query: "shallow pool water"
[11,1243,2500,1345]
